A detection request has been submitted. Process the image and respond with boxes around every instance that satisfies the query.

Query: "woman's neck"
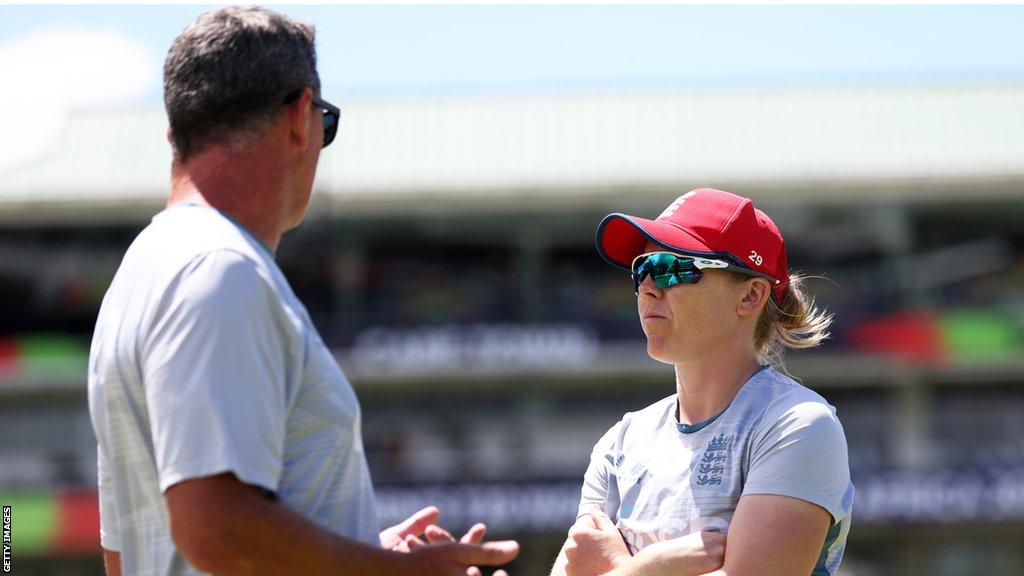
[674,352,761,425]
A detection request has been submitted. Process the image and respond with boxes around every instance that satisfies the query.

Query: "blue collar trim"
[675,365,771,434]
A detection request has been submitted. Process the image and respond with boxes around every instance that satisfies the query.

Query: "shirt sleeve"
[142,249,294,494]
[97,443,120,551]
[742,399,853,524]
[577,420,623,520]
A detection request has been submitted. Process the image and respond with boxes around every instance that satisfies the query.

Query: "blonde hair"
[754,273,833,367]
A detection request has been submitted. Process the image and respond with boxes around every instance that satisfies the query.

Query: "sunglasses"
[284,89,341,148]
[630,251,779,294]
[312,95,340,148]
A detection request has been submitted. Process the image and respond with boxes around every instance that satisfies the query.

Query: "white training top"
[88,203,379,575]
[578,366,854,576]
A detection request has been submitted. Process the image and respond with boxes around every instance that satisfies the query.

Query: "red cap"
[596,188,790,301]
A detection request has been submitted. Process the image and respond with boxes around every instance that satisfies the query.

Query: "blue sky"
[3,5,1024,101]
[1,4,1023,170]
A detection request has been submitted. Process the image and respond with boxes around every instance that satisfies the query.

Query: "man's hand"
[406,540,520,576]
[380,506,442,551]
[403,522,510,576]
[564,506,631,576]
[165,473,518,576]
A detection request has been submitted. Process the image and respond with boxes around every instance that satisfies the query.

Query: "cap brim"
[596,213,716,271]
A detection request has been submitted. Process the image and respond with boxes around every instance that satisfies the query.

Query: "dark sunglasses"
[630,251,779,294]
[284,89,340,148]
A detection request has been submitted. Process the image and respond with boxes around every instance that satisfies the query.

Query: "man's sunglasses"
[630,251,779,294]
[284,89,340,148]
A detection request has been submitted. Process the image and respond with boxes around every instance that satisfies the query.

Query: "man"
[88,7,518,575]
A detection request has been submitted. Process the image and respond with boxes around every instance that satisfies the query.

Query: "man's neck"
[168,147,291,253]
[673,345,761,426]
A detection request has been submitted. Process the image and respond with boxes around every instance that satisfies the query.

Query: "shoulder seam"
[140,248,274,355]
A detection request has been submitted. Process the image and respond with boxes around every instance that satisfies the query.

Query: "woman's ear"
[737,278,771,318]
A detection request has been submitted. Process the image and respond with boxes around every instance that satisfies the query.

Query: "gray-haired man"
[88,7,518,575]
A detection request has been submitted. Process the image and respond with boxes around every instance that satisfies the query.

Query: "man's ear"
[737,278,771,318]
[283,88,314,151]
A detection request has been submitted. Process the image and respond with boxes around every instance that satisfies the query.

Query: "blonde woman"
[551,189,854,576]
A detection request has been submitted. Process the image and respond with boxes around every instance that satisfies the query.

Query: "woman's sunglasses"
[630,251,779,294]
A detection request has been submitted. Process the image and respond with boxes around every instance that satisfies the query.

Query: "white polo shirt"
[88,203,379,575]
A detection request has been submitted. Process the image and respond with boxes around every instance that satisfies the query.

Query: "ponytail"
[754,273,833,367]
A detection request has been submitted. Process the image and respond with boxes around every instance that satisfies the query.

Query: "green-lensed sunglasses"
[630,251,779,294]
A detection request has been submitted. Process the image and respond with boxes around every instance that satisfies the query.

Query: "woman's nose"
[637,274,663,298]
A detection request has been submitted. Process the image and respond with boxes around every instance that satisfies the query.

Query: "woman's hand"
[563,506,631,576]
[624,530,726,576]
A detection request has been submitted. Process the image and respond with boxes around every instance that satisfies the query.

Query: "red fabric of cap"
[596,188,790,301]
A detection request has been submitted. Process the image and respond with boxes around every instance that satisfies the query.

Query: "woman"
[551,189,854,576]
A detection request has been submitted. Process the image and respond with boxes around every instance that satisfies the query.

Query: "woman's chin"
[646,339,679,365]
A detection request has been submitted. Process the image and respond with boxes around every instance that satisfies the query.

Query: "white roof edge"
[2,82,1023,221]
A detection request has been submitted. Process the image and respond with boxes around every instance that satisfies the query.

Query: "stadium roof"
[2,82,1024,222]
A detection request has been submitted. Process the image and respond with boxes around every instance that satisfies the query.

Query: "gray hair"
[163,6,320,161]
